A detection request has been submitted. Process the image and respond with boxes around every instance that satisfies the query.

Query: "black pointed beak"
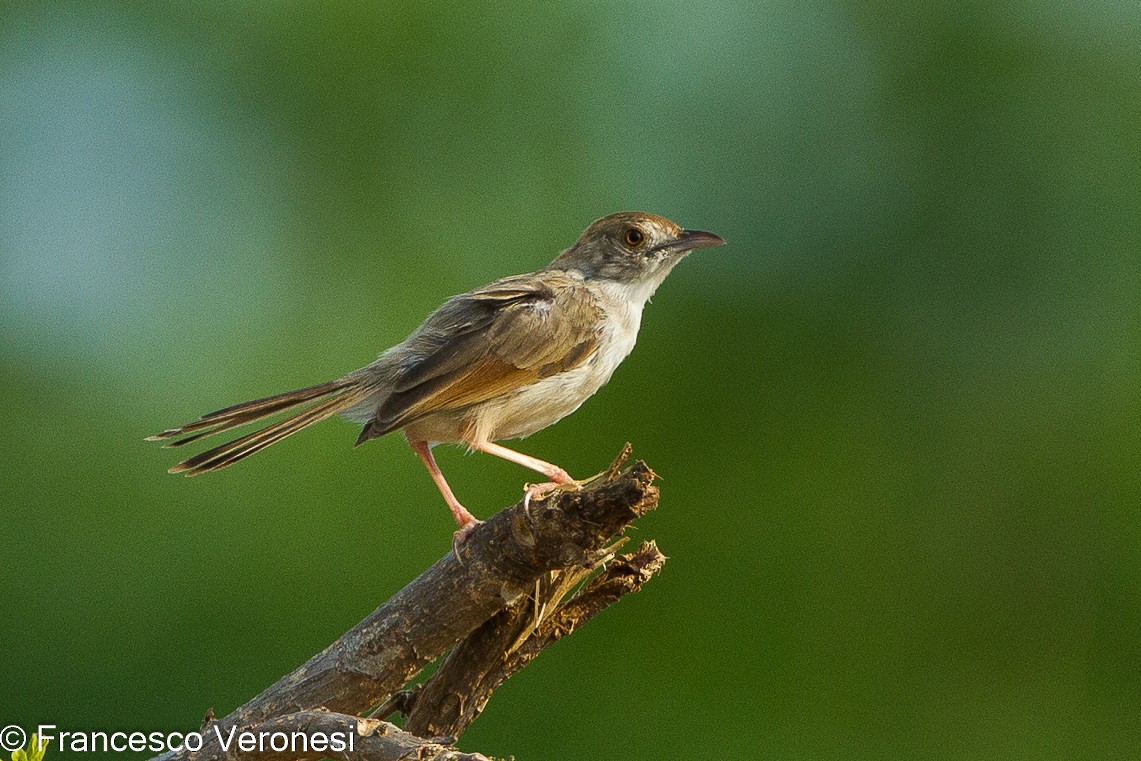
[678,229,726,250]
[649,228,726,257]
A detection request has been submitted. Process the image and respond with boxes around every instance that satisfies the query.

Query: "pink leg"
[471,441,579,512]
[409,438,479,529]
[472,441,576,484]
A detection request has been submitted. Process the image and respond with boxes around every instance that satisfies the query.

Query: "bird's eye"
[624,227,645,247]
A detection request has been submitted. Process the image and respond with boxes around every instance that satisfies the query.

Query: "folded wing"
[357,272,601,442]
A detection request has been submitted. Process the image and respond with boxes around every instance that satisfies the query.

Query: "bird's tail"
[147,377,374,476]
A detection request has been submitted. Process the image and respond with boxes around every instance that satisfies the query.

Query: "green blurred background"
[2,1,1139,758]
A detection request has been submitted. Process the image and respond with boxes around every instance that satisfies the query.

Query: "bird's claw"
[522,479,581,519]
[452,519,483,564]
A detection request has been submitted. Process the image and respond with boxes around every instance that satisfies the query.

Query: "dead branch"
[155,448,661,761]
[402,540,667,738]
[196,710,495,761]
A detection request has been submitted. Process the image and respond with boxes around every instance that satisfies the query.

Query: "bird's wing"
[360,272,601,440]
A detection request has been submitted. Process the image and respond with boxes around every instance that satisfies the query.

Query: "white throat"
[592,278,655,358]
[597,261,678,311]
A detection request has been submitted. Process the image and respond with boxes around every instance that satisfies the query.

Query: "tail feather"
[149,379,372,476]
[146,380,355,444]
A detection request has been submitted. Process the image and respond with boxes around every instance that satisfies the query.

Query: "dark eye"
[624,227,645,247]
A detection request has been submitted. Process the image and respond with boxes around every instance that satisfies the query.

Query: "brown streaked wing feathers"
[362,273,600,439]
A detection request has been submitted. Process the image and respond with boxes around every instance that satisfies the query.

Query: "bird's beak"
[678,229,726,250]
[650,228,726,257]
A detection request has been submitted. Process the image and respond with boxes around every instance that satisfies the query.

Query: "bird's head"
[550,212,725,301]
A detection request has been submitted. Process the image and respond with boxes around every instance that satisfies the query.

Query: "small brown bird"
[149,212,724,542]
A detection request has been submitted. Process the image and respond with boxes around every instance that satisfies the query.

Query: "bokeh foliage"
[2,1,1139,758]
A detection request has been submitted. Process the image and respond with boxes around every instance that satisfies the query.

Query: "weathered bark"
[154,449,662,761]
[195,711,494,761]
[403,540,667,738]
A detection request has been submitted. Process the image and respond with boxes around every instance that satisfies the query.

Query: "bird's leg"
[408,438,481,557]
[472,440,576,482]
[471,440,580,512]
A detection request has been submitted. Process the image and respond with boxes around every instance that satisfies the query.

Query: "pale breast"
[472,285,640,441]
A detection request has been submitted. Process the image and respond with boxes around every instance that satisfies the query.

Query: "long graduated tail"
[147,377,374,476]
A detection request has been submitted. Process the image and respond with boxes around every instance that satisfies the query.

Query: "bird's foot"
[452,519,483,564]
[522,479,582,517]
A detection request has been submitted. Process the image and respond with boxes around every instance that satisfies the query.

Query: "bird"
[148,212,725,544]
